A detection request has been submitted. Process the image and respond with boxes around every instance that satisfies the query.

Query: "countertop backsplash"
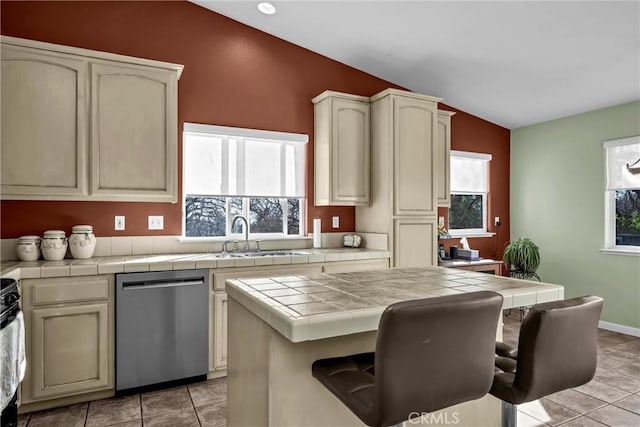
[0,232,388,261]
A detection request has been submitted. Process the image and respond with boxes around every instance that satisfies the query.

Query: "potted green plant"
[503,237,541,280]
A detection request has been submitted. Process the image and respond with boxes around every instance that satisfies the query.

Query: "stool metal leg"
[502,401,517,427]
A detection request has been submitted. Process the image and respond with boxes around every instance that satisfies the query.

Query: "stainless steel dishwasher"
[116,270,208,393]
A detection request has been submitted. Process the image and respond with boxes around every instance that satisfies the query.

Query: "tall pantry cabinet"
[356,89,442,268]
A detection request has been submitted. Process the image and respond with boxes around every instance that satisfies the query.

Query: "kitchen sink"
[212,250,309,258]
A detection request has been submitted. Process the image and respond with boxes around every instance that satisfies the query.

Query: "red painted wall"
[438,105,511,262]
[0,1,510,256]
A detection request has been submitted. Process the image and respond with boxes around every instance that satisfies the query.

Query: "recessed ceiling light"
[257,2,276,15]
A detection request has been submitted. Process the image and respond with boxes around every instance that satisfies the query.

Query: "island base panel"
[228,297,502,426]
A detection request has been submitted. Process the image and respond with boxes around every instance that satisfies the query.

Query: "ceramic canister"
[16,235,41,261]
[68,225,96,259]
[41,230,68,261]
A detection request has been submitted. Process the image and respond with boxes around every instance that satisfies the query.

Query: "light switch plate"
[148,215,164,230]
[332,216,339,228]
[115,216,125,231]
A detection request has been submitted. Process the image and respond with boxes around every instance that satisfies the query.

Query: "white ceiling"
[192,1,640,129]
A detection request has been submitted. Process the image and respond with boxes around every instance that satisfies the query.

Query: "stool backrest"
[374,291,503,426]
[513,296,604,403]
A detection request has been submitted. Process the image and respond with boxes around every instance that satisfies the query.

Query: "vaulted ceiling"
[193,0,640,129]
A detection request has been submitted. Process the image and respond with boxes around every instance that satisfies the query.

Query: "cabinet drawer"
[30,276,110,306]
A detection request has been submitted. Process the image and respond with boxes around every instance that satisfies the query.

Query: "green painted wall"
[511,101,640,329]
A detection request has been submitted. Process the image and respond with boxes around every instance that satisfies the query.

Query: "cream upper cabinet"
[393,95,438,216]
[0,36,183,202]
[20,275,114,405]
[436,110,455,207]
[1,44,89,199]
[356,89,442,268]
[313,91,371,206]
[91,62,177,201]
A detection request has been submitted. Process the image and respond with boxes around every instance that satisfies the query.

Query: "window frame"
[602,135,640,255]
[448,150,492,237]
[181,123,308,241]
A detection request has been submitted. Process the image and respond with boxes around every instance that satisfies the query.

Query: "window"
[183,123,308,239]
[449,151,492,235]
[604,136,640,254]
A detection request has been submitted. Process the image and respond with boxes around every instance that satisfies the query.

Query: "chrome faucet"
[231,216,250,251]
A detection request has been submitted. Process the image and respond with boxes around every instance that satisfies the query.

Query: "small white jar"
[69,225,96,259]
[41,230,68,261]
[16,235,41,262]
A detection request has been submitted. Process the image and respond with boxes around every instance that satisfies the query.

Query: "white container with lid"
[16,235,41,261]
[69,225,96,259]
[41,230,68,261]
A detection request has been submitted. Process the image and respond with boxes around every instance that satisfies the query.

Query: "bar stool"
[312,291,504,427]
[491,296,604,427]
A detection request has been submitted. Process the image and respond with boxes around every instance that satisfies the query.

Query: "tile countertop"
[0,248,391,280]
[226,267,565,343]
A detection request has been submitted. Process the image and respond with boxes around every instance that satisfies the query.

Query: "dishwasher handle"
[122,279,205,291]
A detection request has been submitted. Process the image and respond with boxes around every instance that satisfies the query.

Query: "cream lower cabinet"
[313,90,371,206]
[436,110,455,207]
[213,293,228,371]
[21,275,114,405]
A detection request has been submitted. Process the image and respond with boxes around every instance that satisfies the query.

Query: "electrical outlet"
[148,215,164,230]
[439,216,445,227]
[115,216,125,231]
[494,217,501,226]
[332,216,339,228]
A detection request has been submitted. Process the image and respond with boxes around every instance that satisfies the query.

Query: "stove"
[1,278,21,427]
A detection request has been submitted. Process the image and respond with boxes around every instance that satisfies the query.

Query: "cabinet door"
[1,45,88,199]
[213,292,228,370]
[209,292,215,372]
[30,303,111,400]
[436,112,453,207]
[91,62,177,202]
[331,98,370,205]
[393,218,437,268]
[393,96,438,216]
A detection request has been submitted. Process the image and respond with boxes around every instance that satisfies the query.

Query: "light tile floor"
[17,312,639,426]
[18,378,226,427]
[502,311,640,427]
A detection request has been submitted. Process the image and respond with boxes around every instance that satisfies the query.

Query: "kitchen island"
[226,267,564,427]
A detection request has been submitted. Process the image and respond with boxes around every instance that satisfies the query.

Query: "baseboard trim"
[599,320,640,337]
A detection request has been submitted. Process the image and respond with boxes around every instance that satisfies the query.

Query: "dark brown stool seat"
[490,296,604,426]
[312,291,504,427]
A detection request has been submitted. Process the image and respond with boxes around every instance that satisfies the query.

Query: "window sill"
[448,232,497,239]
[179,236,312,243]
[599,248,640,257]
